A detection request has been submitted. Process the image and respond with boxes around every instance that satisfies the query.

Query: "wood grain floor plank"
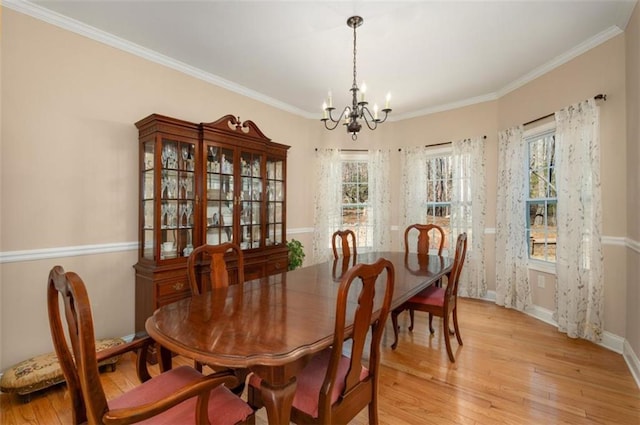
[2,298,638,424]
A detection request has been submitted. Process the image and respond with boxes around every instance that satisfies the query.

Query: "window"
[341,155,372,248]
[526,128,557,263]
[425,149,453,251]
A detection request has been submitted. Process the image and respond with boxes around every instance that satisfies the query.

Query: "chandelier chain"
[352,21,357,89]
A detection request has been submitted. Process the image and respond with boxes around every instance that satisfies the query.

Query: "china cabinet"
[133,114,289,335]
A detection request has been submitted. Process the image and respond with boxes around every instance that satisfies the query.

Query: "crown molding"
[2,2,627,122]
[3,0,313,119]
[392,92,499,121]
[496,25,623,98]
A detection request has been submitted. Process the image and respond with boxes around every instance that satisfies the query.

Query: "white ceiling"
[12,0,638,120]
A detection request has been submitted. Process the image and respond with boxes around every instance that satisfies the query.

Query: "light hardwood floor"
[2,298,639,424]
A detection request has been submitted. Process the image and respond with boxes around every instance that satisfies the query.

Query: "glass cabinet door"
[142,138,196,261]
[266,157,285,246]
[205,145,235,246]
[240,151,263,250]
[142,141,155,260]
[162,139,196,260]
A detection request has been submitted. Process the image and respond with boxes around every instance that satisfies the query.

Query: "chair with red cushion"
[47,265,255,425]
[247,258,395,424]
[331,229,357,259]
[391,232,468,362]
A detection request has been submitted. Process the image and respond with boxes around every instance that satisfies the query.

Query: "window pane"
[340,158,370,248]
[358,162,368,182]
[427,181,435,201]
[529,169,548,198]
[342,206,364,226]
[549,166,557,197]
[342,183,357,204]
[358,183,368,203]
[342,162,358,182]
[526,131,557,263]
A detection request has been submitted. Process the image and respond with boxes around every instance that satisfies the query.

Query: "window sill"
[528,259,556,275]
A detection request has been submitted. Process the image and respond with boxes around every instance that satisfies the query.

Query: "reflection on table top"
[146,251,453,368]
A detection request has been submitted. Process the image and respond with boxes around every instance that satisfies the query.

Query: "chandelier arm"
[360,107,379,131]
[323,106,351,130]
[375,109,392,124]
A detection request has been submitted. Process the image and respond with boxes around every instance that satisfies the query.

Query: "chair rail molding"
[0,242,138,264]
[0,235,636,264]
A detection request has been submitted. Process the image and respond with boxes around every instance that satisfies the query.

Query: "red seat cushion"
[249,348,369,418]
[109,365,253,425]
[409,285,445,307]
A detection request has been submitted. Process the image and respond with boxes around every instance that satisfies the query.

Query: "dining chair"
[187,243,250,390]
[187,242,245,295]
[331,229,357,259]
[247,258,395,424]
[390,223,446,350]
[391,233,468,362]
[403,223,445,256]
[47,265,255,425]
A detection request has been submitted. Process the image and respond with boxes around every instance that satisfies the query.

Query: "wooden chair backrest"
[187,243,244,294]
[331,229,357,259]
[404,224,445,256]
[47,266,107,425]
[319,258,395,421]
[445,233,468,301]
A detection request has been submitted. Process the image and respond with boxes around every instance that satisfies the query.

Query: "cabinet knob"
[172,281,185,291]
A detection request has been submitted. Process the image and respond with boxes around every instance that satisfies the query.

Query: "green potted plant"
[286,239,305,270]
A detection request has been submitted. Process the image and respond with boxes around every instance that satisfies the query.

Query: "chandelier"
[321,16,392,141]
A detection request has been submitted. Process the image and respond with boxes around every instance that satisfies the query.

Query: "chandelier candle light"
[321,16,392,141]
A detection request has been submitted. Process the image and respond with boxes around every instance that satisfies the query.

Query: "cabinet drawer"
[265,257,288,275]
[244,264,264,281]
[156,277,190,304]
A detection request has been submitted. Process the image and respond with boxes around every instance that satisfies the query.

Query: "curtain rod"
[397,135,487,152]
[314,148,368,152]
[523,93,607,127]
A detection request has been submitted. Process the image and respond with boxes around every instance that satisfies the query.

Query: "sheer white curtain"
[312,148,341,264]
[554,99,604,342]
[451,137,487,298]
[495,126,532,310]
[400,147,428,248]
[368,149,392,252]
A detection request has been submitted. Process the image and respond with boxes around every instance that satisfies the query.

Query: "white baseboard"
[624,340,640,390]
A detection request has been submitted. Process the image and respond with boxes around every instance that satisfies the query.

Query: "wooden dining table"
[145,251,453,425]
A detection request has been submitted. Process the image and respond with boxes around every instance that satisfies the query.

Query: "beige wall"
[0,6,636,372]
[0,9,313,368]
[498,34,629,336]
[625,3,640,361]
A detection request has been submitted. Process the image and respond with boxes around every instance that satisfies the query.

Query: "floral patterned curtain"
[452,137,487,298]
[368,149,392,252]
[400,147,429,248]
[495,126,532,310]
[554,99,603,342]
[312,148,342,264]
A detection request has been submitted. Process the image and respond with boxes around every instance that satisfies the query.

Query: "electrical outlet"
[537,275,545,288]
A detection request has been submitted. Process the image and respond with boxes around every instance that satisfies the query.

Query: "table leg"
[260,377,297,425]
